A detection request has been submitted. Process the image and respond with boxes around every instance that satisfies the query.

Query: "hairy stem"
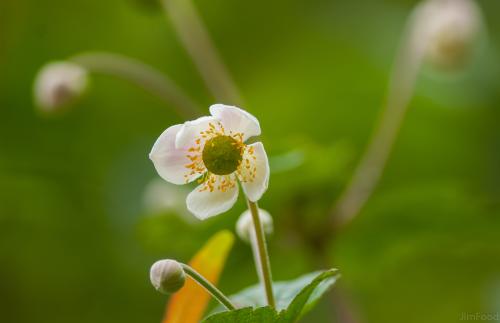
[161,0,242,105]
[70,52,202,119]
[331,16,425,228]
[246,199,276,308]
[181,264,236,311]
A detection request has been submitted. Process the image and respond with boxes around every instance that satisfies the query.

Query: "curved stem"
[246,199,276,308]
[181,264,236,311]
[69,52,202,119]
[331,16,425,229]
[161,0,243,105]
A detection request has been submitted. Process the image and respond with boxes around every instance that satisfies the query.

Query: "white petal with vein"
[186,177,239,219]
[149,124,203,185]
[209,104,261,141]
[175,116,218,149]
[239,142,269,202]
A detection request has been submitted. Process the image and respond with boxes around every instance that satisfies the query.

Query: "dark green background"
[1,0,499,322]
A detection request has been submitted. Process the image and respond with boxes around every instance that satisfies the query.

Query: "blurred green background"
[1,0,500,322]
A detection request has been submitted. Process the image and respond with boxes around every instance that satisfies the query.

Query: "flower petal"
[186,176,239,220]
[175,116,219,149]
[209,104,261,141]
[149,124,204,185]
[238,142,270,202]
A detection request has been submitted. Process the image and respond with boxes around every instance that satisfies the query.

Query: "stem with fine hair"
[69,52,202,119]
[161,0,243,105]
[181,264,236,311]
[246,199,276,308]
[331,15,426,229]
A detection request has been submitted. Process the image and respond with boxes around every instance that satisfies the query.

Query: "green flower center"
[202,135,243,175]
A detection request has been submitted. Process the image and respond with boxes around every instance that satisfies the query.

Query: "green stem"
[69,52,202,119]
[181,264,236,311]
[330,16,425,229]
[246,199,276,308]
[161,0,243,105]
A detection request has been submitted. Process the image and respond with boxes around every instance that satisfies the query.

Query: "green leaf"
[203,269,339,323]
[278,269,339,322]
[203,307,278,323]
[227,269,339,312]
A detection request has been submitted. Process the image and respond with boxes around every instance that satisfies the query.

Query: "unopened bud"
[33,61,89,113]
[236,208,273,243]
[150,259,186,294]
[412,0,483,70]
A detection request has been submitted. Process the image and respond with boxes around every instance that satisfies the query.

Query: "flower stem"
[69,52,202,119]
[181,264,236,311]
[246,199,276,308]
[161,0,243,105]
[249,233,264,288]
[330,13,425,229]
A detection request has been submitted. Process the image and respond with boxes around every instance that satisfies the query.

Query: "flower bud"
[412,0,483,70]
[236,208,273,243]
[150,259,186,294]
[33,61,89,113]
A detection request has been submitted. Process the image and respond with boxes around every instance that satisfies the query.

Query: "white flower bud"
[150,259,186,294]
[236,208,273,243]
[412,0,483,70]
[33,61,89,112]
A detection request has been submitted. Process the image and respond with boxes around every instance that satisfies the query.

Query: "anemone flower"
[150,104,269,219]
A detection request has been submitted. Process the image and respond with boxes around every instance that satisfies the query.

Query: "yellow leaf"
[163,230,235,323]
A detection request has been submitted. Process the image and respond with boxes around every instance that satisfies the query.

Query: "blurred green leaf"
[279,269,339,321]
[203,307,278,323]
[205,269,339,322]
[269,150,305,174]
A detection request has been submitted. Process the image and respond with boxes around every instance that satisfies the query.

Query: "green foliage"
[279,269,339,321]
[204,269,339,322]
[203,307,278,323]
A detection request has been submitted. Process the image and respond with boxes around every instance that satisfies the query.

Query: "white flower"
[149,104,270,220]
[33,61,89,112]
[236,208,273,243]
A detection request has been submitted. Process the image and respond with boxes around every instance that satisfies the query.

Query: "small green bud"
[202,135,243,175]
[236,208,273,243]
[150,259,186,294]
